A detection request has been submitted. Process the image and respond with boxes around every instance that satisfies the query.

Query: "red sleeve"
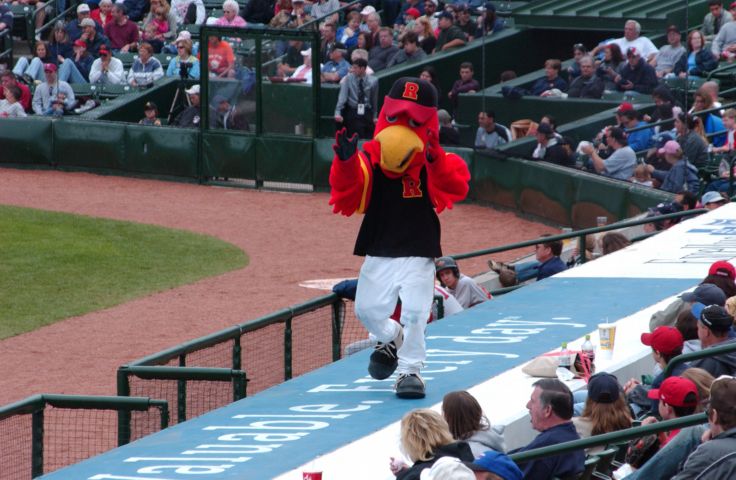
[19,84,32,112]
[426,147,470,213]
[328,143,374,216]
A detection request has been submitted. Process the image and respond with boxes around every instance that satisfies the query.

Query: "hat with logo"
[466,451,523,480]
[701,191,727,205]
[144,101,158,111]
[383,77,438,125]
[73,39,87,48]
[680,283,727,306]
[587,372,623,404]
[405,7,421,18]
[641,326,684,356]
[658,140,681,156]
[698,304,734,332]
[98,45,111,56]
[627,46,641,57]
[43,63,57,73]
[709,260,736,280]
[647,376,699,407]
[77,3,90,13]
[420,457,475,480]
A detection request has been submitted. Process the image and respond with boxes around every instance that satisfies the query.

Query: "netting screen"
[0,412,33,480]
[128,376,235,429]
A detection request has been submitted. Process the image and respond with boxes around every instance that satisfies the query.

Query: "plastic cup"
[598,323,616,358]
[596,216,608,228]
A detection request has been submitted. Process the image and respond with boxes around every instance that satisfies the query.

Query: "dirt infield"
[0,169,554,405]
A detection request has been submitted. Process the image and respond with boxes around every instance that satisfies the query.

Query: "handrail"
[625,101,736,134]
[509,412,707,463]
[451,209,705,260]
[120,365,247,382]
[298,0,362,30]
[663,341,736,378]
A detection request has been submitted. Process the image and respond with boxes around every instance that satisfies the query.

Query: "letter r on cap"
[402,82,419,100]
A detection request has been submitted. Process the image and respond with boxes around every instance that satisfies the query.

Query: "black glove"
[333,127,359,161]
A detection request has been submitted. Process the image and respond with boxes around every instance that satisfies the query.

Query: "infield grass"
[0,205,247,339]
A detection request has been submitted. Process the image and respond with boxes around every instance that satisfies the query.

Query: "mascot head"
[373,77,439,178]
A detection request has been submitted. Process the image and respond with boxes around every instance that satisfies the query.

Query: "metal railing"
[509,412,707,464]
[298,0,362,31]
[452,208,706,265]
[663,341,736,378]
[0,394,168,478]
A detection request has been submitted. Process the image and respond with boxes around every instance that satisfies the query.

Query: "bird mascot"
[329,77,471,398]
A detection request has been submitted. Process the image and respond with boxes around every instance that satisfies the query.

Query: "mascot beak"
[374,125,425,175]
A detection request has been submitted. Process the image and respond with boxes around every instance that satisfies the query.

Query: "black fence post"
[31,407,44,478]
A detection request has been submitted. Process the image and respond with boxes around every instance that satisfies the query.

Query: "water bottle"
[558,342,571,370]
[581,334,596,374]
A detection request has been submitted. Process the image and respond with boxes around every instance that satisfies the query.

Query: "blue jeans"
[623,424,706,479]
[515,261,541,283]
[58,59,87,84]
[13,57,45,81]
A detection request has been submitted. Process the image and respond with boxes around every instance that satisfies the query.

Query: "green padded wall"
[0,117,53,165]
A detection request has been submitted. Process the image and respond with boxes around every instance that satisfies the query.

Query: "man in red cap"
[644,376,699,447]
[31,63,76,115]
[615,47,658,94]
[624,326,687,414]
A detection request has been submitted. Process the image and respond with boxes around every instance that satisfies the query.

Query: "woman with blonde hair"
[680,367,714,412]
[390,409,474,480]
[442,390,505,457]
[573,373,632,453]
[413,16,436,55]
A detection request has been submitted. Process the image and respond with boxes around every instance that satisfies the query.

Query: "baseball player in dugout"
[328,77,471,398]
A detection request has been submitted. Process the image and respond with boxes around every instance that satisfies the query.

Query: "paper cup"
[303,472,322,480]
[598,323,616,358]
[596,216,608,228]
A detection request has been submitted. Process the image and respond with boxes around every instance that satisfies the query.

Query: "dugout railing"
[508,412,709,479]
[663,341,736,378]
[0,394,169,479]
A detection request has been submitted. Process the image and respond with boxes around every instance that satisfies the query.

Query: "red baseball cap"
[43,63,57,73]
[709,260,736,280]
[617,102,633,113]
[405,7,421,18]
[731,1,736,8]
[647,376,699,407]
[641,326,684,356]
[73,39,86,48]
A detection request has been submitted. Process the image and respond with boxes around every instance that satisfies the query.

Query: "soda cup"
[598,323,616,359]
[303,457,322,480]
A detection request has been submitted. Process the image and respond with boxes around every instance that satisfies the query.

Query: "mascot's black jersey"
[354,163,441,258]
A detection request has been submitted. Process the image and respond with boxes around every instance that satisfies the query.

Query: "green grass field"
[0,205,247,339]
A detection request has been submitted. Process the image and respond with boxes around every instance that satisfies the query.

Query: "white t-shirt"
[608,36,659,59]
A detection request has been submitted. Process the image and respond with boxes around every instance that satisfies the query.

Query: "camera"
[179,61,192,79]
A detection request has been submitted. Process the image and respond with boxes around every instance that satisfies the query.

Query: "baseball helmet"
[435,256,459,283]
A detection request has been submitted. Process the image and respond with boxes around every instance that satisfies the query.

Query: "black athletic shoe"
[395,373,425,399]
[368,340,399,380]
